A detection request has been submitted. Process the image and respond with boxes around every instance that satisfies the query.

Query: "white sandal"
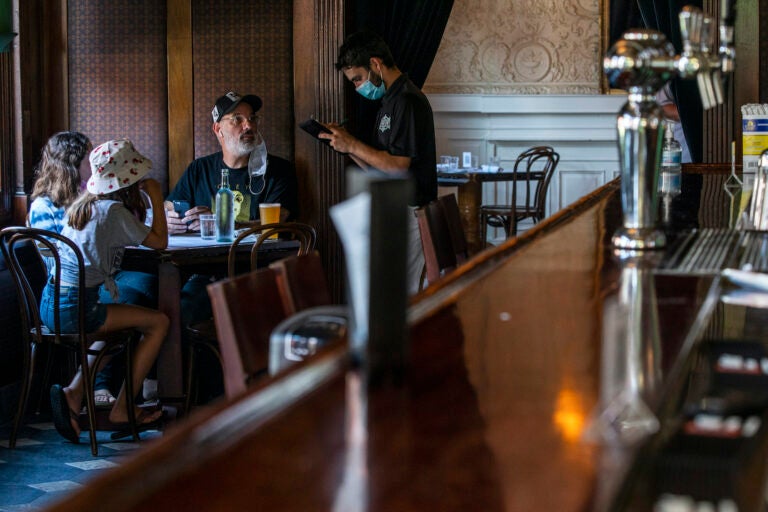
[94,389,116,408]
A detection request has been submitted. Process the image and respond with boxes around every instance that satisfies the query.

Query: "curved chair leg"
[184,340,223,415]
[183,343,197,416]
[481,211,488,249]
[81,347,100,456]
[123,335,139,442]
[504,216,512,238]
[10,341,36,449]
[36,344,56,416]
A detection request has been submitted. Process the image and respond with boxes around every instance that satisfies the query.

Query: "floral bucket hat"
[87,138,152,195]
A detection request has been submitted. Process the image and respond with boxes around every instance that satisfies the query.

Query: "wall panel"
[68,0,168,187]
[192,0,293,162]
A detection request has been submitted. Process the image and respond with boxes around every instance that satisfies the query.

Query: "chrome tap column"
[604,4,736,250]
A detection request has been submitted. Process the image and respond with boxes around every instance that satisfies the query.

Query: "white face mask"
[248,134,267,178]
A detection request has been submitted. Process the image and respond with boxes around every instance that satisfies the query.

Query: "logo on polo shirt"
[379,114,391,133]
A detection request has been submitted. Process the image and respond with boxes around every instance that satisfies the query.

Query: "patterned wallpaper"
[69,0,168,185]
[192,0,293,161]
[424,0,603,94]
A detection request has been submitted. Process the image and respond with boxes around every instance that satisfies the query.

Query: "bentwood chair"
[417,194,469,287]
[0,227,143,455]
[183,222,316,412]
[480,146,559,247]
[227,222,316,278]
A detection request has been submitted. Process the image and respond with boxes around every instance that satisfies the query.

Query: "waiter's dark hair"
[335,30,395,70]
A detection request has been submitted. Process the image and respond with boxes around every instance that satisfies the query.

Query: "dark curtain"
[637,0,703,163]
[610,0,643,47]
[346,0,454,146]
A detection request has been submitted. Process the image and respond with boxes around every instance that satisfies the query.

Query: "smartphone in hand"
[299,119,332,145]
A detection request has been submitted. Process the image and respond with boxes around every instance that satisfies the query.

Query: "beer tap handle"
[697,74,714,110]
[712,69,725,105]
[680,6,702,53]
[679,7,695,55]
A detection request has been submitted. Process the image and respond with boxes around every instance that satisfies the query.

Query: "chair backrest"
[207,266,287,398]
[227,222,316,278]
[268,251,332,314]
[417,194,468,284]
[0,227,86,344]
[437,194,468,265]
[513,146,560,220]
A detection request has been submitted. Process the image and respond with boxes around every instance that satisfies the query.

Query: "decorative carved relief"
[424,0,602,95]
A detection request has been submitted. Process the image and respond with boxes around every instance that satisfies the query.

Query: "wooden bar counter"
[46,167,768,511]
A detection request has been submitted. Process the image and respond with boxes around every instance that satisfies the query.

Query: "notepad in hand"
[299,119,332,145]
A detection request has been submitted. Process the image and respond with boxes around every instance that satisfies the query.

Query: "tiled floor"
[0,417,161,511]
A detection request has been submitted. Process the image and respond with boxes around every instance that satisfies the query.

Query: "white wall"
[429,93,627,240]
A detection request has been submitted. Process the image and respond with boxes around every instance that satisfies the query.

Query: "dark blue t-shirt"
[167,152,299,221]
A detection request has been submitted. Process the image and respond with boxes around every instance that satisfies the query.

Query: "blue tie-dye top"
[28,195,67,273]
[29,195,66,234]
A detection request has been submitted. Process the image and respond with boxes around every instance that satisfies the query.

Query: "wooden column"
[167,0,193,191]
[293,0,346,303]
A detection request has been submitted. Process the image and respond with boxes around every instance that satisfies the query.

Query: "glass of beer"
[259,202,281,239]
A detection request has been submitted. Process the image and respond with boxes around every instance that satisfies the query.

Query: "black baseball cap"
[211,91,262,123]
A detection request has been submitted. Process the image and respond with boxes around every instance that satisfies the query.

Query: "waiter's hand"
[318,123,355,155]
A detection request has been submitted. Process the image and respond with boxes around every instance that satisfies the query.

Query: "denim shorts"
[40,281,107,334]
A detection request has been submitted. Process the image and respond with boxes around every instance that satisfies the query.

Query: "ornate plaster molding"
[424,0,602,95]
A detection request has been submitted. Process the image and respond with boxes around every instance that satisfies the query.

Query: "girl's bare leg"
[97,304,169,424]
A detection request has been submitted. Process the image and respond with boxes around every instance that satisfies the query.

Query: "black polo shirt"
[373,74,437,207]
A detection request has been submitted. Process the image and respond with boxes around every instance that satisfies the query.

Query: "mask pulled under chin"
[248,137,267,178]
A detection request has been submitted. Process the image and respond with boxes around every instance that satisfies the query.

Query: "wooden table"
[438,169,535,253]
[122,234,300,400]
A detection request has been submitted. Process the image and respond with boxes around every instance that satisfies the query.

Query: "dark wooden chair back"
[268,250,332,314]
[207,267,287,398]
[438,194,468,265]
[417,194,469,285]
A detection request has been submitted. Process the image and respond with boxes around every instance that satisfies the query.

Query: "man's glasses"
[221,114,261,127]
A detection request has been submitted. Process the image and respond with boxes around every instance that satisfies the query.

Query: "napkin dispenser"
[269,305,348,375]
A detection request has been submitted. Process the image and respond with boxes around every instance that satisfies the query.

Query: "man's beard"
[222,130,256,158]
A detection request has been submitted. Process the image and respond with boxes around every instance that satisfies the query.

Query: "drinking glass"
[439,155,452,171]
[259,203,281,239]
[199,214,216,240]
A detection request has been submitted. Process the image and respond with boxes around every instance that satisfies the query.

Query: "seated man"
[165,92,300,402]
[166,91,299,232]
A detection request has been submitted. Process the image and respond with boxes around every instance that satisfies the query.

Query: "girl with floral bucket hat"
[43,138,170,443]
